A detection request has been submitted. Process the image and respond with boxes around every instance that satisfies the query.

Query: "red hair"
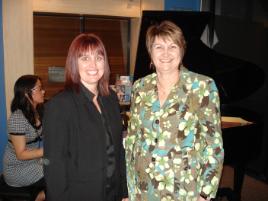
[65,33,110,96]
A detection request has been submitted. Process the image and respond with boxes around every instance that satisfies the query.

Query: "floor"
[218,165,268,201]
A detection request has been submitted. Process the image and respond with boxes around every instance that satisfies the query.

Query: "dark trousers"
[24,177,45,200]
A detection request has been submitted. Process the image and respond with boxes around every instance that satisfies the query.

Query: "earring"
[150,62,154,69]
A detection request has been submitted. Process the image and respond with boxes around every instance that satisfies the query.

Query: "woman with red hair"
[43,33,128,201]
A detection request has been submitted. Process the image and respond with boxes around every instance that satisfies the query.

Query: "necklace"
[156,72,179,107]
[157,82,171,96]
[156,76,179,95]
[156,80,174,107]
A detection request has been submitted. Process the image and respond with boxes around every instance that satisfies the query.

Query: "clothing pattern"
[3,109,43,187]
[125,66,224,201]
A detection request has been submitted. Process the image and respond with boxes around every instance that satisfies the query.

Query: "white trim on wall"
[33,0,141,17]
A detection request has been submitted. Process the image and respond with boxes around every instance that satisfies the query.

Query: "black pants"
[28,177,46,200]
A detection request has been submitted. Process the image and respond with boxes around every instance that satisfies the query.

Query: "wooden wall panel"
[34,15,80,99]
[85,18,127,84]
[34,14,128,99]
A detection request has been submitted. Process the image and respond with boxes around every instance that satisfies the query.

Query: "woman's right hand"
[10,134,44,160]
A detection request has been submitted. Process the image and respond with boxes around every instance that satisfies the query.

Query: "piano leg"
[233,163,245,201]
[215,164,245,201]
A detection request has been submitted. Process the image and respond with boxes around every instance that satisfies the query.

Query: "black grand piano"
[133,11,265,201]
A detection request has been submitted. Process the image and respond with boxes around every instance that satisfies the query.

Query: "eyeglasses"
[31,86,45,93]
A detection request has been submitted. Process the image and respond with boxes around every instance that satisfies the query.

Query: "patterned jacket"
[124,66,224,201]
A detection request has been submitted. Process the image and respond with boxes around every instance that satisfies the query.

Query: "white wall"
[130,0,164,74]
[3,0,34,117]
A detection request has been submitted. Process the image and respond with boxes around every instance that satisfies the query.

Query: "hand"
[198,196,210,201]
[122,198,129,201]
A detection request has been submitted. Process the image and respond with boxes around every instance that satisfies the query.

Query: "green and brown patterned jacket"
[124,66,224,201]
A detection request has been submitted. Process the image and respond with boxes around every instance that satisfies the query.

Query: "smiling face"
[151,36,183,75]
[78,49,105,92]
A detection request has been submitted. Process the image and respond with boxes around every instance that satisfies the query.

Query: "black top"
[80,85,116,180]
[43,85,128,201]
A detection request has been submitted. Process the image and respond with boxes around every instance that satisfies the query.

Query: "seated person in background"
[3,75,46,201]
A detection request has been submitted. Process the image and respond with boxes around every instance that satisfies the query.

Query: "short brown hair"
[65,33,110,96]
[146,20,186,58]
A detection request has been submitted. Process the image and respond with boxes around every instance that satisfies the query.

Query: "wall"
[3,0,34,118]
[0,0,7,173]
[33,0,141,17]
[1,0,33,171]
[33,0,164,75]
[1,0,164,170]
[3,0,164,117]
[130,0,164,74]
[34,15,129,99]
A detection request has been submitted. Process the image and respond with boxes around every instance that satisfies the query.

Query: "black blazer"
[43,87,128,201]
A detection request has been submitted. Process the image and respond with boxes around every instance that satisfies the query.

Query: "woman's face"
[151,36,182,74]
[31,79,45,105]
[78,49,105,90]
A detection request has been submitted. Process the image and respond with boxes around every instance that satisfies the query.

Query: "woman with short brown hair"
[125,20,224,201]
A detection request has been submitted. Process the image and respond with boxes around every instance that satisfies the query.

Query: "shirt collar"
[139,66,189,95]
[135,66,190,109]
[80,83,96,102]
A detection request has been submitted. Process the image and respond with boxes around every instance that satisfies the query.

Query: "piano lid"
[134,11,265,104]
